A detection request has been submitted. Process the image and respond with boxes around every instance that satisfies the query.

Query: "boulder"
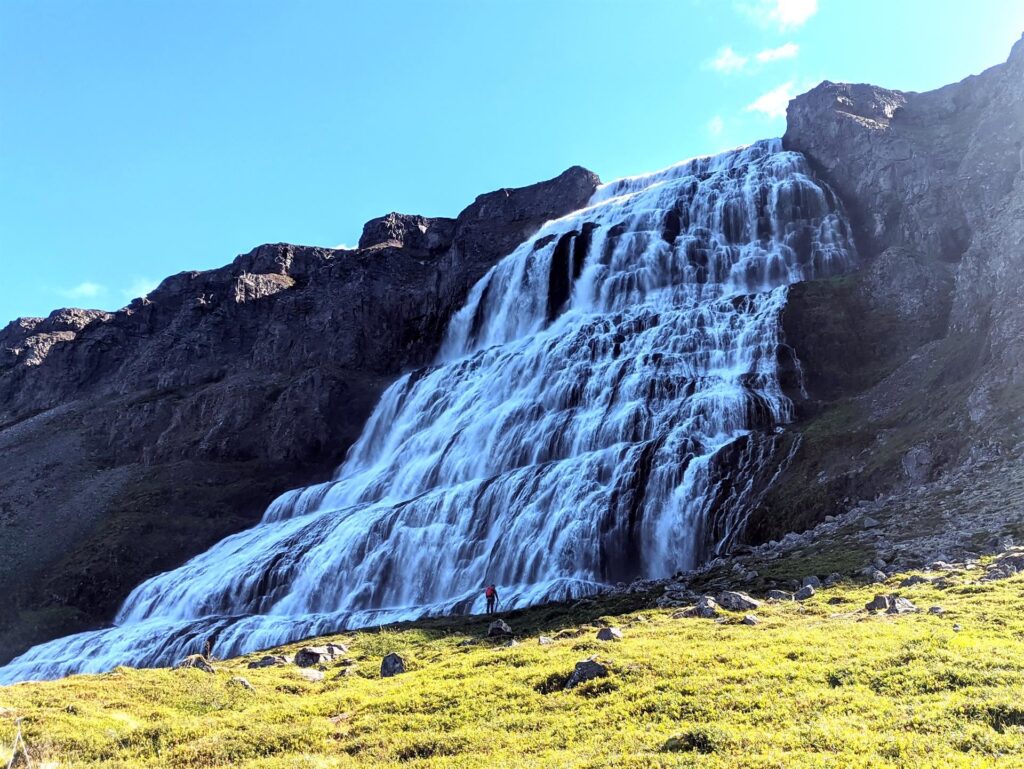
[228,676,254,691]
[794,585,815,601]
[538,636,554,646]
[865,594,892,612]
[801,576,821,589]
[248,654,289,669]
[928,606,945,615]
[565,658,608,689]
[175,654,214,673]
[487,619,513,638]
[765,589,794,601]
[682,596,720,619]
[717,591,761,612]
[595,627,623,641]
[862,517,881,529]
[298,668,324,682]
[741,615,760,626]
[295,644,345,668]
[887,597,918,615]
[380,652,406,678]
[899,575,931,587]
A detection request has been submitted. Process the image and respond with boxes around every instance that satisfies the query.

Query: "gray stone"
[565,658,608,689]
[899,575,931,588]
[487,619,513,638]
[298,668,324,682]
[228,676,254,691]
[801,576,821,589]
[887,597,918,615]
[865,594,892,612]
[595,627,622,641]
[682,596,720,619]
[248,654,288,669]
[175,654,214,673]
[380,652,406,678]
[765,589,794,601]
[928,606,945,615]
[295,644,346,668]
[862,517,881,530]
[538,636,554,646]
[741,615,760,626]
[795,585,815,601]
[717,591,761,612]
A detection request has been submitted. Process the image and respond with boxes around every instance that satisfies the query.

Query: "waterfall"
[0,139,855,684]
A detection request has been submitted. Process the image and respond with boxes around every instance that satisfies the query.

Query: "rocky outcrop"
[746,35,1024,543]
[0,165,598,665]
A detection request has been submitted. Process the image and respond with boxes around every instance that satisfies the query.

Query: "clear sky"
[2,0,1022,323]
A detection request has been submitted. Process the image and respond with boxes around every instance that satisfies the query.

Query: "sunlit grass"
[2,571,1023,767]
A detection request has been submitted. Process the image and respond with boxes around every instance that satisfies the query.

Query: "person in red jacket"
[484,584,498,614]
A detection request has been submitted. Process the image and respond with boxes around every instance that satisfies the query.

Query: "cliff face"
[0,166,599,664]
[745,35,1024,541]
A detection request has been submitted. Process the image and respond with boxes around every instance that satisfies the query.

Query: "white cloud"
[332,242,355,250]
[740,0,818,30]
[707,42,799,74]
[707,46,749,73]
[59,281,106,300]
[122,277,159,300]
[755,42,800,62]
[707,115,725,136]
[745,81,796,119]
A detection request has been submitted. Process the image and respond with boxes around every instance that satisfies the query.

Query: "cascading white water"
[0,139,855,683]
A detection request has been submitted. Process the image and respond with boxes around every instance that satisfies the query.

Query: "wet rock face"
[0,165,599,665]
[750,36,1024,544]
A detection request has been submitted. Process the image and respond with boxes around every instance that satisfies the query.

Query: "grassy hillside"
[2,566,1024,768]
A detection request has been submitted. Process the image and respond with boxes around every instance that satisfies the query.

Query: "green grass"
[3,567,1024,767]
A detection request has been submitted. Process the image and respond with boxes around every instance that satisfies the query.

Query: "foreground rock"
[380,652,406,678]
[595,627,622,641]
[294,644,347,667]
[565,658,608,689]
[175,654,214,673]
[487,620,513,638]
[717,591,761,612]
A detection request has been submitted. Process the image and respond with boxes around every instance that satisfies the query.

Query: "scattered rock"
[295,644,346,668]
[887,597,918,614]
[380,652,406,678]
[953,624,962,632]
[928,606,945,615]
[899,575,931,587]
[868,569,888,584]
[741,615,759,626]
[175,654,215,673]
[795,585,815,601]
[456,639,478,647]
[682,596,720,619]
[487,620,513,638]
[717,591,761,612]
[872,557,888,571]
[248,654,289,669]
[824,572,843,587]
[827,596,847,605]
[765,589,794,601]
[863,517,881,529]
[865,594,892,612]
[565,658,608,689]
[802,576,821,589]
[228,676,254,691]
[596,627,622,641]
[538,636,554,646]
[298,668,324,682]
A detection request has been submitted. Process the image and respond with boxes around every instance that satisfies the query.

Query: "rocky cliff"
[2,35,1022,667]
[745,34,1024,541]
[0,166,599,664]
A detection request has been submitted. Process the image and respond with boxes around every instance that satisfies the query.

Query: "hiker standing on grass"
[485,584,499,614]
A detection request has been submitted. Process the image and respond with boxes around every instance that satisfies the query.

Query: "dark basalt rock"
[0,165,599,665]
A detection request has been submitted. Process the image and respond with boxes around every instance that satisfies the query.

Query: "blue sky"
[2,0,1022,323]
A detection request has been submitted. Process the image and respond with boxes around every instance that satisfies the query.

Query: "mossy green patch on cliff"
[3,568,1024,767]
